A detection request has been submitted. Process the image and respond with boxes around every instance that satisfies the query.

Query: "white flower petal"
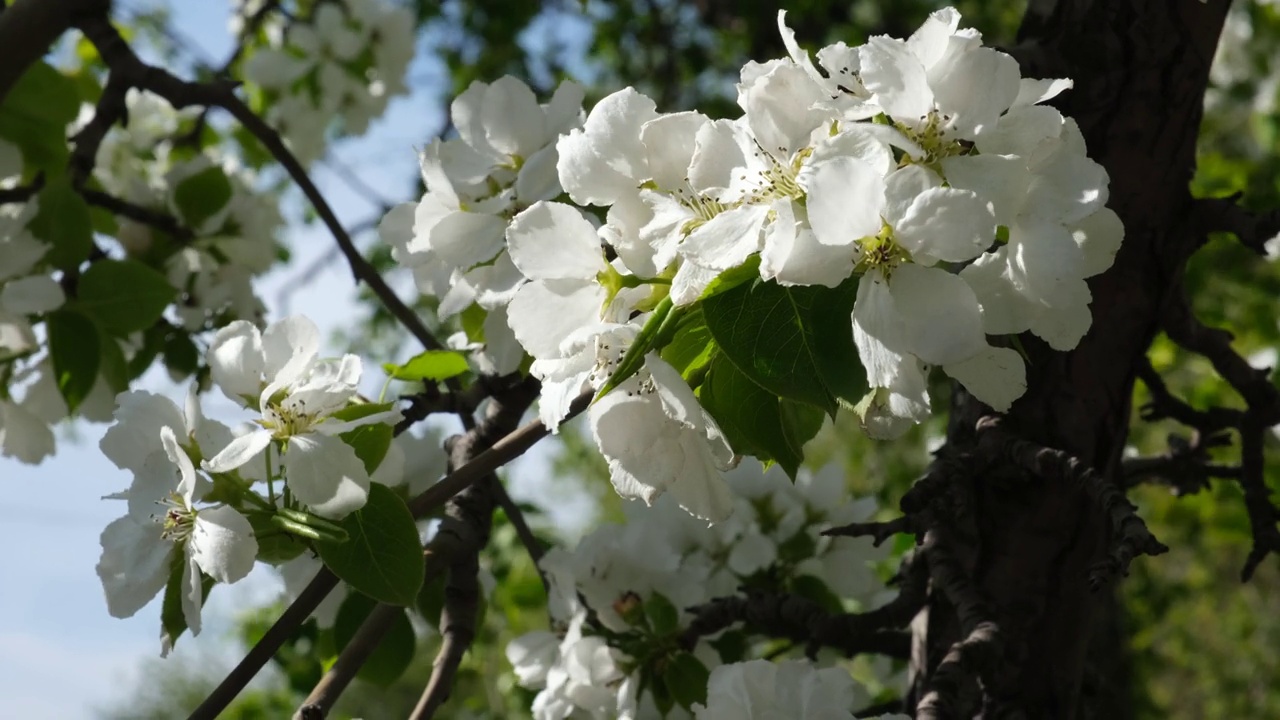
[889,264,986,365]
[0,275,64,314]
[556,87,659,206]
[641,111,709,190]
[190,505,258,584]
[944,346,1026,411]
[760,200,855,287]
[858,36,934,121]
[96,515,171,619]
[1073,206,1124,278]
[507,280,609,359]
[799,157,886,247]
[262,315,320,386]
[99,391,186,473]
[681,203,770,271]
[285,434,371,519]
[202,428,272,474]
[894,187,995,264]
[481,75,546,158]
[428,210,509,269]
[207,321,264,403]
[939,154,1030,228]
[507,202,607,280]
[931,47,1021,137]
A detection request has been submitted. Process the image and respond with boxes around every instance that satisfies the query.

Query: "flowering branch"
[193,385,585,718]
[975,416,1169,590]
[74,10,449,355]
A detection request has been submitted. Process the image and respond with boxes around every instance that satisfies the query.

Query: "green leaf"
[383,349,470,382]
[699,255,761,301]
[0,61,79,171]
[172,165,233,230]
[660,307,716,385]
[77,259,177,335]
[340,422,394,475]
[331,402,396,473]
[316,484,424,606]
[703,277,867,415]
[28,178,93,269]
[645,592,680,637]
[699,354,809,478]
[47,309,100,412]
[708,629,749,664]
[663,652,711,710]
[97,331,128,393]
[162,330,200,379]
[332,593,416,687]
[807,276,867,407]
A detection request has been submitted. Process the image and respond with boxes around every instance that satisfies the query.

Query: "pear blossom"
[97,426,258,653]
[201,316,399,518]
[591,354,737,523]
[694,659,868,720]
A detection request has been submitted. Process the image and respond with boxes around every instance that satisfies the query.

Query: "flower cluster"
[380,76,587,376]
[0,148,68,464]
[505,463,900,719]
[243,0,416,164]
[386,7,1122,523]
[87,90,282,331]
[94,315,402,649]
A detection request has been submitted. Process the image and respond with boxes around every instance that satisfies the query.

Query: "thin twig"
[189,567,340,720]
[75,12,448,355]
[80,187,194,240]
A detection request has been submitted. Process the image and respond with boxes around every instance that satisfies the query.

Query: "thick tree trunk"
[910,1,1230,717]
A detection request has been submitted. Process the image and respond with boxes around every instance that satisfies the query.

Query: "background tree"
[2,0,1279,719]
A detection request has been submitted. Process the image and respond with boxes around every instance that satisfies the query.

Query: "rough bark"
[910,1,1231,717]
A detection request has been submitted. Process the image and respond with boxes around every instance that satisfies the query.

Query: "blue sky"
[0,2,586,716]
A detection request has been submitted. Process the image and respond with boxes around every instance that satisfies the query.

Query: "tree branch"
[1238,415,1280,582]
[976,416,1168,590]
[1192,192,1280,255]
[1162,283,1280,424]
[74,10,448,354]
[680,583,917,661]
[0,0,107,104]
[915,531,1003,720]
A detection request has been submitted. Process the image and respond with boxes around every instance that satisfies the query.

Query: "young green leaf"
[383,349,470,382]
[316,484,425,606]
